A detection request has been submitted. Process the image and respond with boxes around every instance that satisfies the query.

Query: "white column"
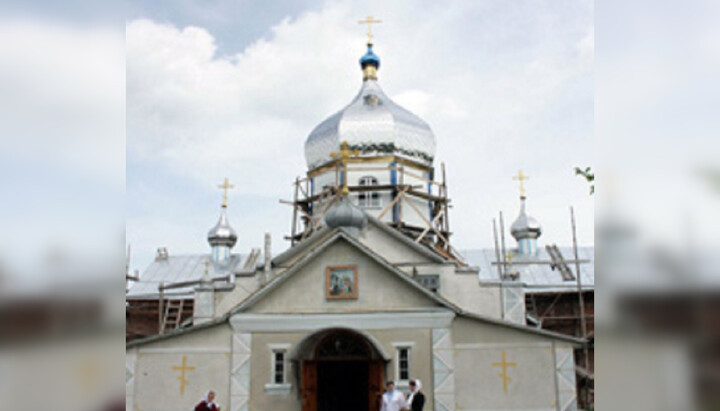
[231,332,252,411]
[432,328,456,411]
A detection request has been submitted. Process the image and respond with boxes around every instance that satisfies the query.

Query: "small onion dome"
[324,196,368,231]
[207,207,238,248]
[510,198,542,240]
[359,44,380,70]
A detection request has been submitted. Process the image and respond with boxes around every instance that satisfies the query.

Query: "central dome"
[304,46,436,169]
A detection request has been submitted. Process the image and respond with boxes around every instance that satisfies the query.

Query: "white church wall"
[213,275,261,318]
[129,324,233,411]
[247,239,441,314]
[451,317,578,411]
[441,270,503,319]
[246,326,434,411]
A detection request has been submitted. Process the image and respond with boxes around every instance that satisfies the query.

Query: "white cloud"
[0,18,125,277]
[126,1,594,271]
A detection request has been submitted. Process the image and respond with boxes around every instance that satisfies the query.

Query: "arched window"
[358,176,380,208]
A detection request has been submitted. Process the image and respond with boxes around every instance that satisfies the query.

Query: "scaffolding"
[282,157,465,262]
[493,206,594,408]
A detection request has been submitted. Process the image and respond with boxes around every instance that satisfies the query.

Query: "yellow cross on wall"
[512,170,529,198]
[358,15,382,44]
[491,350,517,394]
[172,355,196,395]
[217,177,234,208]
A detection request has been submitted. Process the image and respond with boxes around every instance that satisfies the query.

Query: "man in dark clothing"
[407,379,425,411]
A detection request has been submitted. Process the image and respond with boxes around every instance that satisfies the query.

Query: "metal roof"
[127,253,249,299]
[462,246,595,292]
[127,244,593,299]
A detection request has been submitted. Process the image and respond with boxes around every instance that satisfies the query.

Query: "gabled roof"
[271,214,447,269]
[231,228,461,314]
[362,214,448,263]
[127,229,585,348]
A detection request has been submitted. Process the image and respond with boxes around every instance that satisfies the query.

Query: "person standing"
[380,381,407,411]
[407,380,425,411]
[194,390,220,411]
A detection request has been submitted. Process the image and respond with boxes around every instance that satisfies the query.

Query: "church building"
[126,31,583,411]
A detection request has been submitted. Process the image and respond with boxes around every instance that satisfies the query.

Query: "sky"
[124,0,595,273]
[0,0,596,279]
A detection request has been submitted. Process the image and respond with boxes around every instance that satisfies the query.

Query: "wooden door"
[301,361,318,411]
[368,360,385,411]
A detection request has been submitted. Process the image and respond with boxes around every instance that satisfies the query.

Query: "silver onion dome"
[324,196,368,231]
[207,207,238,248]
[510,198,542,240]
[304,45,436,170]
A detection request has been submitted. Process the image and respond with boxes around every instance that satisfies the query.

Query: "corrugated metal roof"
[461,246,594,292]
[127,254,249,299]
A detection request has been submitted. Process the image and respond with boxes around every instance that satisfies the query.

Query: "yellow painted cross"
[512,170,529,198]
[358,15,382,44]
[217,177,234,208]
[492,350,517,394]
[331,141,360,195]
[172,355,195,395]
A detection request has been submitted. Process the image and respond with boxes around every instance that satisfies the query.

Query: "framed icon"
[325,265,358,300]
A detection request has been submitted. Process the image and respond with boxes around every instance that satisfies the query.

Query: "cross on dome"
[512,170,529,199]
[331,141,360,195]
[217,177,234,208]
[358,15,382,45]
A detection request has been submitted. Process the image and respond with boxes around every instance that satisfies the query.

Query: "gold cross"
[217,177,234,208]
[358,15,382,44]
[491,350,517,394]
[512,170,529,198]
[203,258,211,275]
[331,141,360,195]
[505,252,514,267]
[172,355,195,395]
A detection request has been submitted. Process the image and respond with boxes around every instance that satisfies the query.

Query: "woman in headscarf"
[194,390,220,411]
[407,379,425,411]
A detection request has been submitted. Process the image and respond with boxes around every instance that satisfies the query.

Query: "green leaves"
[575,166,594,195]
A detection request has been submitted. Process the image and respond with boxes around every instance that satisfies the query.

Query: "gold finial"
[512,170,529,199]
[203,258,211,275]
[331,141,360,196]
[217,177,234,208]
[358,15,382,44]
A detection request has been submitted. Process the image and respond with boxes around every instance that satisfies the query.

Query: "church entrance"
[317,360,368,411]
[298,329,386,411]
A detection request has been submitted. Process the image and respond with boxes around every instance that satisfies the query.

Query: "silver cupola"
[510,170,542,255]
[207,178,238,264]
[304,43,436,170]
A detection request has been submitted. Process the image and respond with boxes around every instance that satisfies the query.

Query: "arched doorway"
[294,329,387,411]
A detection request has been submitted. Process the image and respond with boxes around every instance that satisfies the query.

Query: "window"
[273,349,286,384]
[396,346,411,382]
[265,344,292,394]
[417,274,440,292]
[358,176,380,208]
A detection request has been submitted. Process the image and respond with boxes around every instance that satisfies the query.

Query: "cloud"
[0,18,125,277]
[126,1,594,271]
